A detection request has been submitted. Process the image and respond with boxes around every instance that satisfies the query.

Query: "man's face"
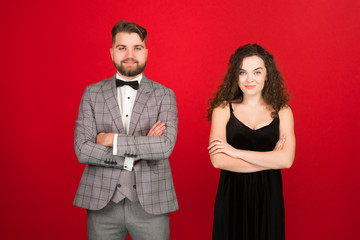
[110,32,148,80]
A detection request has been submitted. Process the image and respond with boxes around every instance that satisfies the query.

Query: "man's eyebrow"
[115,44,144,48]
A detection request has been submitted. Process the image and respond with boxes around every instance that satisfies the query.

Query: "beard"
[113,58,147,77]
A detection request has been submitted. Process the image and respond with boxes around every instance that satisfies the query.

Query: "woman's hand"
[208,138,241,158]
[274,135,286,151]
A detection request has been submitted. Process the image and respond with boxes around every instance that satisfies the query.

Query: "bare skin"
[208,56,295,172]
[208,105,295,170]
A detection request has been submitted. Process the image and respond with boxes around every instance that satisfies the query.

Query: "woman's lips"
[245,85,256,89]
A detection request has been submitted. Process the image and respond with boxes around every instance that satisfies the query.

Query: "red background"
[1,0,359,239]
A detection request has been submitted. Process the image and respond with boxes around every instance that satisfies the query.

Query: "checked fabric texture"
[74,74,179,215]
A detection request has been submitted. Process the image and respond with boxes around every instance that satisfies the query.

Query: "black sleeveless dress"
[212,104,285,240]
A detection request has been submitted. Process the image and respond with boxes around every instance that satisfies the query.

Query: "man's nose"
[125,49,135,58]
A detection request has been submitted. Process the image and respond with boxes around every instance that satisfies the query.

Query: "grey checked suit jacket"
[73,74,179,215]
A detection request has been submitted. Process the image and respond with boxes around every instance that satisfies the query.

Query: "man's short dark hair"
[111,20,147,45]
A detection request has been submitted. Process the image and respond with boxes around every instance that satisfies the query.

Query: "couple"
[74,20,295,240]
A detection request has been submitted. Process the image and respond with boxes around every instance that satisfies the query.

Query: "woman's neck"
[242,94,266,106]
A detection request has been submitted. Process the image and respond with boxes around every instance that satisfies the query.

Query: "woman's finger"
[209,138,224,144]
[208,144,224,154]
[208,139,224,149]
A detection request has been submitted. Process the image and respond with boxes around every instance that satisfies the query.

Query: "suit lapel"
[102,75,125,133]
[128,74,153,135]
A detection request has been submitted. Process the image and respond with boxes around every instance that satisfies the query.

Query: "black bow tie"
[116,79,139,90]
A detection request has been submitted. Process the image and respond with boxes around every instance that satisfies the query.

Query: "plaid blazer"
[73,74,179,215]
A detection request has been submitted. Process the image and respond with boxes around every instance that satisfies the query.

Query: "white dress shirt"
[113,73,143,171]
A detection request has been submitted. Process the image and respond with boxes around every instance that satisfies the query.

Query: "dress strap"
[229,102,233,112]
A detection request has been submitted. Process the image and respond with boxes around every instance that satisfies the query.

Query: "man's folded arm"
[74,87,125,167]
[115,89,178,160]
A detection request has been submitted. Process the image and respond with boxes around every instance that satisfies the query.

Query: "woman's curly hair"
[207,44,290,120]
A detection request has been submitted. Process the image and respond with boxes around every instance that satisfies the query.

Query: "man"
[74,20,178,240]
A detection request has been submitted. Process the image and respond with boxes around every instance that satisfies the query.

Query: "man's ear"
[110,47,114,61]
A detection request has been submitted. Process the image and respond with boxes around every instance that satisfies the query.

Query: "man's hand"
[147,121,166,136]
[96,133,115,147]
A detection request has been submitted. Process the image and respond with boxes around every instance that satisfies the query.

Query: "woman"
[208,44,295,240]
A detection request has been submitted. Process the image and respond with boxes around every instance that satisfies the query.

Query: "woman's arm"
[209,105,271,173]
[209,106,296,169]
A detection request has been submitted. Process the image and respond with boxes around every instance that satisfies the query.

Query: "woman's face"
[238,56,267,96]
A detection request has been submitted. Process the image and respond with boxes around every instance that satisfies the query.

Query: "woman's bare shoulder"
[213,101,230,112]
[279,105,293,116]
[212,101,231,120]
[278,105,294,127]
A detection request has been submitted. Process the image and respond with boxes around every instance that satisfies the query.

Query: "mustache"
[121,58,138,64]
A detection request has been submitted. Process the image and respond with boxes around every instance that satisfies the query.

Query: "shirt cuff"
[113,134,118,155]
[123,157,134,171]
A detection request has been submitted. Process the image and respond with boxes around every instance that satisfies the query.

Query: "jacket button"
[133,185,136,189]
[117,184,121,188]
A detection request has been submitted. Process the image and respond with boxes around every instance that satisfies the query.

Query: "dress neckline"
[230,112,276,131]
[229,102,277,131]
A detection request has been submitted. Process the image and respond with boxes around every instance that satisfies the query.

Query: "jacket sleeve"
[74,86,125,167]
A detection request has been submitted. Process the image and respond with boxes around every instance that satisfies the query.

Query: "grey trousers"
[87,199,169,240]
